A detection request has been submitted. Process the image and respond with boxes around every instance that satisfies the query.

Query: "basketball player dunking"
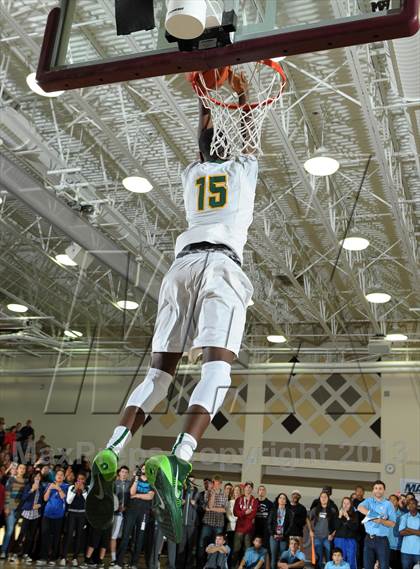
[86,70,258,543]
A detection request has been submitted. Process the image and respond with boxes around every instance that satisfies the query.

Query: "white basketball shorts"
[111,513,124,540]
[152,251,253,357]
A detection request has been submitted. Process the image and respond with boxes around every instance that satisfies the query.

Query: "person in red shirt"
[232,482,259,567]
[4,427,17,457]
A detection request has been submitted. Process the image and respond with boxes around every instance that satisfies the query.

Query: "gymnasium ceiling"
[1,0,420,366]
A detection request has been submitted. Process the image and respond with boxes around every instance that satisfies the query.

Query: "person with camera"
[114,464,154,569]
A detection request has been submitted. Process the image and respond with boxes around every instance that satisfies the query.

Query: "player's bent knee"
[125,368,173,414]
[189,360,231,420]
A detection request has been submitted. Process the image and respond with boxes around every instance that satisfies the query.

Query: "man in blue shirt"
[358,480,396,569]
[399,498,420,569]
[278,537,306,569]
[325,548,351,569]
[239,536,267,569]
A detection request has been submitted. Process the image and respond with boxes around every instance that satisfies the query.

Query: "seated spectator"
[238,536,267,569]
[1,463,27,560]
[37,469,69,565]
[205,533,231,569]
[255,485,272,548]
[325,548,350,569]
[19,471,43,564]
[269,493,293,569]
[61,473,88,566]
[399,498,420,569]
[278,537,306,569]
[233,482,258,567]
[309,491,336,569]
[334,497,359,569]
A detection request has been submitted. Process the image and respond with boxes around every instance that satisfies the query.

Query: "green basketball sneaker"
[145,454,191,544]
[86,448,118,529]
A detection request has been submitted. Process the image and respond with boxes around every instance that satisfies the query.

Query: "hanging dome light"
[267,335,287,343]
[365,289,391,304]
[341,229,370,251]
[304,147,340,176]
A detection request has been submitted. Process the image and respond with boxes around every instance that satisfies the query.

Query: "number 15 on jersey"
[196,175,228,211]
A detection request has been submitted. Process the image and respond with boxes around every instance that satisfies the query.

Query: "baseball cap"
[291,489,301,496]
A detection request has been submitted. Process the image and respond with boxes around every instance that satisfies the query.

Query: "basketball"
[187,66,230,90]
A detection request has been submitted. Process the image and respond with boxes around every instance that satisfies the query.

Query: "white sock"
[172,432,197,462]
[106,426,132,455]
[111,553,116,562]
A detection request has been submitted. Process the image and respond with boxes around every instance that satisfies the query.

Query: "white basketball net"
[192,60,286,159]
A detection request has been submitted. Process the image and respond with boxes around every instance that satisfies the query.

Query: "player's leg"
[172,346,235,460]
[86,352,181,530]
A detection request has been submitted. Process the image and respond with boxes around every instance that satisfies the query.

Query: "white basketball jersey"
[175,155,258,264]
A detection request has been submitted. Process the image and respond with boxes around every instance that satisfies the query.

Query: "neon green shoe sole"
[145,454,191,544]
[86,449,117,529]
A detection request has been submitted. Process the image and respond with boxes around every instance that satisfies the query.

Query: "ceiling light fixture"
[26,72,64,98]
[267,334,287,343]
[64,330,83,339]
[116,300,139,310]
[304,147,340,176]
[7,303,29,313]
[55,254,78,267]
[341,233,370,251]
[385,332,408,342]
[122,176,153,193]
[365,291,391,304]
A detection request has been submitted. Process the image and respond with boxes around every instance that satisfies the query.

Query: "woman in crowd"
[1,463,27,560]
[61,472,88,566]
[19,471,43,564]
[37,469,69,565]
[268,493,292,569]
[226,485,242,566]
[310,491,336,569]
[334,497,359,569]
[388,494,403,569]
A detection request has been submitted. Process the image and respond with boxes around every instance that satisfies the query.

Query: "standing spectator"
[0,422,5,450]
[205,533,231,569]
[37,469,69,565]
[399,498,420,569]
[399,496,408,515]
[61,473,88,566]
[1,463,27,560]
[325,548,350,569]
[149,519,177,569]
[80,523,111,569]
[4,427,17,459]
[352,487,366,569]
[64,467,76,485]
[268,493,293,569]
[226,486,242,551]
[19,421,35,449]
[19,472,43,564]
[35,437,48,456]
[198,476,228,565]
[198,479,213,523]
[0,480,5,536]
[232,482,258,567]
[115,464,154,568]
[278,537,306,569]
[309,491,336,569]
[388,494,403,569]
[357,480,396,569]
[255,485,272,547]
[238,536,267,569]
[334,497,359,569]
[177,474,200,569]
[288,490,310,539]
[311,487,338,515]
[110,466,130,566]
[225,484,234,500]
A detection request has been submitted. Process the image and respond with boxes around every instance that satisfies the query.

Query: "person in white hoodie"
[61,473,88,566]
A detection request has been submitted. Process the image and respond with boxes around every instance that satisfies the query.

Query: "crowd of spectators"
[0,418,419,569]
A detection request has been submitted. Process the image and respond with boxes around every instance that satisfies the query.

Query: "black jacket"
[288,503,308,536]
[334,514,359,539]
[268,506,293,539]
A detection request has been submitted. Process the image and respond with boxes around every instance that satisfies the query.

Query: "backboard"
[37,0,419,92]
